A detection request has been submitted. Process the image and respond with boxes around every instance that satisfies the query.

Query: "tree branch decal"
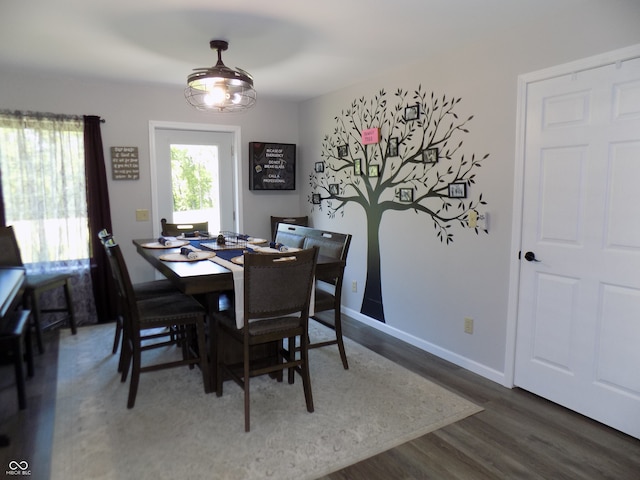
[309,85,489,321]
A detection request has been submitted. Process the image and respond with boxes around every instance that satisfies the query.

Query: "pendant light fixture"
[185,40,257,113]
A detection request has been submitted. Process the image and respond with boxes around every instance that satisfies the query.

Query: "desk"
[0,267,26,447]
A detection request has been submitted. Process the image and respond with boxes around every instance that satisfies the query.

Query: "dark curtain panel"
[84,116,117,323]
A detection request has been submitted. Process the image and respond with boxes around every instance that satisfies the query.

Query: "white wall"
[298,0,640,384]
[0,72,302,283]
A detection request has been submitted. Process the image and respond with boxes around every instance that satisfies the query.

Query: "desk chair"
[161,218,209,237]
[0,226,77,353]
[213,247,318,432]
[104,237,210,408]
[270,215,308,242]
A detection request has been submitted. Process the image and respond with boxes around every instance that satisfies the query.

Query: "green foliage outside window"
[170,147,214,212]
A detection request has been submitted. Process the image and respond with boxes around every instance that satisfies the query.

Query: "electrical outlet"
[464,317,474,334]
[351,281,357,292]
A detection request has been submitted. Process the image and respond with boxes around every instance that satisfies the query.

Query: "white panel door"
[515,56,640,438]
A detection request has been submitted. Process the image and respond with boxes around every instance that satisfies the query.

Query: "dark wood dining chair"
[275,225,352,371]
[160,218,209,237]
[0,226,77,353]
[270,215,308,241]
[103,237,211,408]
[98,229,179,369]
[303,229,352,370]
[213,247,319,432]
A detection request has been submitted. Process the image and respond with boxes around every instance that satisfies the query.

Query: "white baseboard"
[343,307,508,387]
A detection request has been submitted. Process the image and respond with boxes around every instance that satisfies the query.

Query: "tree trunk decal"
[309,86,489,322]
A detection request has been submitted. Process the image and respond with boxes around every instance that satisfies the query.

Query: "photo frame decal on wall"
[354,158,362,175]
[404,104,420,121]
[388,137,399,157]
[448,182,467,198]
[398,188,413,202]
[425,148,438,163]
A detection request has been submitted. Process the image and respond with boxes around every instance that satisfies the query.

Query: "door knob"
[524,251,540,262]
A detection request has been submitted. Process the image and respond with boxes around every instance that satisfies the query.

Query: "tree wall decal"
[308,85,489,322]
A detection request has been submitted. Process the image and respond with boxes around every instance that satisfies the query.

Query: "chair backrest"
[0,226,24,267]
[243,247,318,323]
[270,215,308,241]
[274,223,308,248]
[274,224,351,286]
[302,229,351,261]
[161,218,209,237]
[102,238,139,334]
[303,228,351,287]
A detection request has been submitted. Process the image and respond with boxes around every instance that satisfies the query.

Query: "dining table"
[133,237,344,300]
[132,236,344,390]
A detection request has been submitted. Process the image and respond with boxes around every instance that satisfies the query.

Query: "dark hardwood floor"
[1,316,639,479]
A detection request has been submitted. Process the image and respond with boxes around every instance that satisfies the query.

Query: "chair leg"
[62,279,77,334]
[127,348,141,409]
[26,292,45,354]
[287,337,296,384]
[24,325,34,378]
[244,345,251,432]
[185,326,194,369]
[117,331,127,374]
[334,311,349,370]
[215,328,224,397]
[300,335,314,413]
[195,319,211,394]
[12,336,27,410]
[112,317,122,354]
[120,339,132,382]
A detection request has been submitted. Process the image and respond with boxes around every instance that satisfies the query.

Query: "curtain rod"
[0,110,105,123]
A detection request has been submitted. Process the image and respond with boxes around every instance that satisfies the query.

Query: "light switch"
[135,209,149,222]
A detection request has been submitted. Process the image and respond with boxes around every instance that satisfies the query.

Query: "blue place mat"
[215,249,245,261]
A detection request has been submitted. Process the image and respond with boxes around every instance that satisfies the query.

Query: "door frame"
[505,43,640,388]
[148,120,243,237]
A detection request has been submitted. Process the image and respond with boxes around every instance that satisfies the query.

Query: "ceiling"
[0,0,585,102]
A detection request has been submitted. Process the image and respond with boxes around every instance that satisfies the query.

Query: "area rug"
[50,322,482,480]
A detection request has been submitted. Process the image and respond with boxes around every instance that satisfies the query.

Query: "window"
[0,112,89,265]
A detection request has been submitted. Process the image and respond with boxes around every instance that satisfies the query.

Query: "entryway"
[149,121,242,236]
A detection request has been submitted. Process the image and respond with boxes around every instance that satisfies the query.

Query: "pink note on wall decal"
[362,128,380,145]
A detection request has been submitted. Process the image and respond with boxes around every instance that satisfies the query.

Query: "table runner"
[208,255,245,328]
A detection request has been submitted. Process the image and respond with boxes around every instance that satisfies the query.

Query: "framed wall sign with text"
[249,142,296,190]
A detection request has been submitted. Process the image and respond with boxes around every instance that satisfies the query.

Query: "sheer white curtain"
[0,111,96,326]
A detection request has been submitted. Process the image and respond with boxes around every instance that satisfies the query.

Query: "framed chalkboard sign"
[110,146,139,180]
[249,142,296,190]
